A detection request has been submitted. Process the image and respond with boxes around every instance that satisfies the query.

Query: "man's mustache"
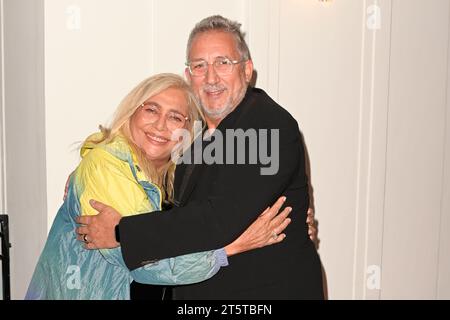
[202,84,227,93]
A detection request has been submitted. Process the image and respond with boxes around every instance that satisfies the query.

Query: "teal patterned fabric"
[25,136,227,300]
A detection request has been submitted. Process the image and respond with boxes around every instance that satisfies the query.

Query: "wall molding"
[352,0,392,300]
[267,0,281,101]
[3,0,47,298]
[0,0,6,215]
[150,0,156,75]
[436,0,450,299]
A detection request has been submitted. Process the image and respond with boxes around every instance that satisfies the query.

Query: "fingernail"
[89,199,95,205]
[282,197,287,202]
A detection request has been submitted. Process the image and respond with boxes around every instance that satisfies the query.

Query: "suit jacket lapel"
[174,136,204,206]
[177,162,203,206]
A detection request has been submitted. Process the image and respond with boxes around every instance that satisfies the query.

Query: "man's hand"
[76,200,122,249]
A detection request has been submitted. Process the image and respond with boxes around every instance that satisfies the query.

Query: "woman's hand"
[307,208,319,248]
[224,196,292,257]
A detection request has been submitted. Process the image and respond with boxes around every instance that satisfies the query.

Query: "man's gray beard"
[200,88,247,121]
[201,101,233,120]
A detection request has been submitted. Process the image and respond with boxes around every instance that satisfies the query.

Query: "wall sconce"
[318,0,333,7]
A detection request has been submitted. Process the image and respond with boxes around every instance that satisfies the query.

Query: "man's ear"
[185,67,192,83]
[244,59,254,83]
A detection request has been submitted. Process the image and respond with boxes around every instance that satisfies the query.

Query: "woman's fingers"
[270,207,292,228]
[259,206,271,217]
[274,215,292,235]
[262,196,287,219]
[271,233,286,244]
[306,208,315,225]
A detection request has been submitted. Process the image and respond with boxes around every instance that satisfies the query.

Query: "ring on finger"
[271,230,278,240]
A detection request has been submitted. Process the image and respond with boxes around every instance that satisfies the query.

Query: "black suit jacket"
[119,87,323,299]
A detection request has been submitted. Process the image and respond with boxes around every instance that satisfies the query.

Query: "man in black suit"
[78,15,323,299]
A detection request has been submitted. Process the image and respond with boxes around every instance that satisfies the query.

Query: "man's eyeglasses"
[186,57,246,77]
[139,102,189,131]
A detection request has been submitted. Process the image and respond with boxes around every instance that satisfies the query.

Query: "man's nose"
[205,63,220,84]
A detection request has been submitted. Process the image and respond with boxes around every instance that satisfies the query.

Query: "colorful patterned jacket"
[25,134,227,299]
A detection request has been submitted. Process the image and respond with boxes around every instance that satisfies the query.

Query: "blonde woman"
[25,74,291,300]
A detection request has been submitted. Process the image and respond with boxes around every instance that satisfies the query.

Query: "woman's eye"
[146,106,158,114]
[169,114,183,123]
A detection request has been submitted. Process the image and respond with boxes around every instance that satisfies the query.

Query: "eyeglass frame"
[138,102,190,131]
[185,56,247,77]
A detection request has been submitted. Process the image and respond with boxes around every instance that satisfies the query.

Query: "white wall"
[278,0,366,299]
[0,0,5,300]
[2,0,449,299]
[380,0,450,299]
[0,0,4,214]
[2,0,47,299]
[44,0,155,229]
[439,34,450,298]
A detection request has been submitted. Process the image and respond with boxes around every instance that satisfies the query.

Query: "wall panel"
[381,0,450,299]
[3,0,47,299]
[278,0,365,299]
[44,0,155,227]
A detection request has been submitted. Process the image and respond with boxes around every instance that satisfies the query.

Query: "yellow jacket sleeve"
[75,148,153,217]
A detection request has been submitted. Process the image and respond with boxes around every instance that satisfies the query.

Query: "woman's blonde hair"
[85,73,204,203]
